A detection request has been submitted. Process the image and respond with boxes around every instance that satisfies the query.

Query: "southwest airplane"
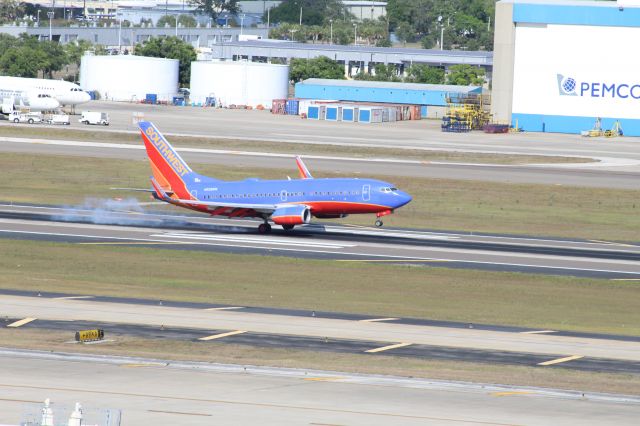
[138,122,412,233]
[0,76,90,113]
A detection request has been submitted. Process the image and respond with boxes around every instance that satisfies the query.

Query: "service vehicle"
[47,113,70,125]
[9,111,43,124]
[79,111,109,125]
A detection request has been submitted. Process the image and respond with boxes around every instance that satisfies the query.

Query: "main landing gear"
[282,224,295,231]
[258,222,272,234]
[375,219,383,227]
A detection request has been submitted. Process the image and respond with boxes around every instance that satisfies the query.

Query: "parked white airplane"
[0,76,90,113]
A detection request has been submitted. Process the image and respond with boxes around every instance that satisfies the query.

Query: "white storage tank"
[190,61,289,108]
[80,55,179,102]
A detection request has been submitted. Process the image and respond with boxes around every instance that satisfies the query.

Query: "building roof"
[500,0,637,7]
[299,78,480,93]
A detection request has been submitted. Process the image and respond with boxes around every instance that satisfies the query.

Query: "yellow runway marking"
[148,409,211,417]
[336,259,450,262]
[304,377,345,382]
[53,295,94,300]
[204,306,245,311]
[78,241,189,245]
[589,239,638,248]
[198,330,247,341]
[359,318,399,323]
[491,391,532,397]
[7,317,37,328]
[365,342,412,353]
[520,330,557,335]
[538,355,584,366]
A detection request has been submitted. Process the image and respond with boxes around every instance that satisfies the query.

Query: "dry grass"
[1,239,639,336]
[1,329,638,396]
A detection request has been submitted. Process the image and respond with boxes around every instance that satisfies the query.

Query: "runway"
[2,203,640,278]
[3,132,640,189]
[1,349,639,425]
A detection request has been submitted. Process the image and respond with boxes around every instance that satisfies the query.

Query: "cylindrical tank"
[190,61,289,108]
[80,55,179,102]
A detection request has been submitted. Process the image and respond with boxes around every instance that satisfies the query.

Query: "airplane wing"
[110,187,175,197]
[295,156,313,179]
[176,198,279,214]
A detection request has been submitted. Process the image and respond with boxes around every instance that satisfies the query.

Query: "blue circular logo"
[562,77,576,93]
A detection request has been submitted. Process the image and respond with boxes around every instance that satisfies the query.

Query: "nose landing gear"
[375,209,393,228]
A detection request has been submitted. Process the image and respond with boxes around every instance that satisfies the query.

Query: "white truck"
[47,113,71,125]
[79,111,109,125]
[8,111,43,124]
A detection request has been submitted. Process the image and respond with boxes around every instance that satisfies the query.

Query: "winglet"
[295,156,313,179]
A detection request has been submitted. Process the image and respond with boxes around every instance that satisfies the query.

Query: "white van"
[79,111,109,125]
[47,114,70,125]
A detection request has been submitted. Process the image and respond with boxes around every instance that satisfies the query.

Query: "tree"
[64,39,93,82]
[405,64,445,84]
[0,46,48,77]
[354,63,401,82]
[446,64,485,86]
[387,0,495,51]
[267,0,351,26]
[189,0,238,19]
[0,0,23,23]
[289,56,345,83]
[157,14,197,28]
[135,36,197,86]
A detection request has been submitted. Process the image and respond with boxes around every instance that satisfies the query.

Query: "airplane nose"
[394,191,412,208]
[48,98,60,109]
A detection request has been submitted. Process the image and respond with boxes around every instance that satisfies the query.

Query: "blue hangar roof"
[503,0,640,28]
[295,79,482,106]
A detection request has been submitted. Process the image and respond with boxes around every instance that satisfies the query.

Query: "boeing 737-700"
[137,122,412,233]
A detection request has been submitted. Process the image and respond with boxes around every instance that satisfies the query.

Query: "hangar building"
[492,0,640,135]
[295,79,482,118]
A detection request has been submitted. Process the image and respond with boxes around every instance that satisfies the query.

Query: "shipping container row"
[271,98,423,123]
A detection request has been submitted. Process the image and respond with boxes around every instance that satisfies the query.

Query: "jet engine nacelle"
[271,205,311,225]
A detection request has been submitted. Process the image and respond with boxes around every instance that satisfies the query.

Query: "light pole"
[438,15,444,50]
[37,9,41,25]
[329,19,333,44]
[299,6,302,26]
[175,15,178,37]
[47,10,54,41]
[353,23,357,46]
[118,11,122,50]
[240,14,245,36]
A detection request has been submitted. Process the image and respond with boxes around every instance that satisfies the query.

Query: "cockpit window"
[380,187,398,193]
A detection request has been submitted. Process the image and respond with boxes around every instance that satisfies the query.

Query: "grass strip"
[1,239,639,336]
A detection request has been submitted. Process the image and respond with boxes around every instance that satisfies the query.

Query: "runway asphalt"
[1,349,639,425]
[4,316,640,375]
[3,294,640,362]
[2,203,640,278]
[3,287,638,343]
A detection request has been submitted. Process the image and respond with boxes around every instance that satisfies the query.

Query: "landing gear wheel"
[375,220,383,227]
[258,223,272,234]
[282,224,295,231]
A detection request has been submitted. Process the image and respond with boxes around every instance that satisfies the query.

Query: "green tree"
[157,15,177,27]
[289,56,345,82]
[0,0,23,23]
[405,64,445,84]
[39,41,67,78]
[446,64,485,86]
[157,14,197,28]
[64,39,93,82]
[0,46,48,77]
[178,14,197,27]
[135,36,197,86]
[189,0,239,19]
[354,63,401,82]
[387,0,494,51]
[267,0,351,26]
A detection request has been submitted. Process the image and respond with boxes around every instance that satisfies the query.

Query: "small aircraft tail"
[138,121,194,200]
